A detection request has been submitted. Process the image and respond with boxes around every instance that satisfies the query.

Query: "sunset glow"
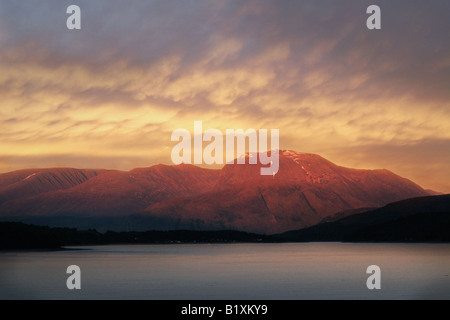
[1,0,449,192]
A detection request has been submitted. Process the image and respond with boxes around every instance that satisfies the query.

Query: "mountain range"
[0,150,433,234]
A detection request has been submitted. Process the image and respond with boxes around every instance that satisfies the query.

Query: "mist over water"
[1,243,449,300]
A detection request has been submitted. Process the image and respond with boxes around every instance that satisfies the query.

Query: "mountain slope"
[142,150,430,233]
[0,164,219,217]
[0,150,432,233]
[0,168,107,204]
[278,194,450,242]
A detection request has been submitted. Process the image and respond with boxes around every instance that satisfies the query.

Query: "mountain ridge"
[142,150,430,233]
[0,150,432,233]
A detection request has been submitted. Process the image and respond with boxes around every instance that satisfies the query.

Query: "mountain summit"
[145,150,429,233]
[0,150,431,233]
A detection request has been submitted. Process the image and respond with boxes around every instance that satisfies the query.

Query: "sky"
[0,0,449,192]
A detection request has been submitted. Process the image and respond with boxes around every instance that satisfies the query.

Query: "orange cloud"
[0,0,449,193]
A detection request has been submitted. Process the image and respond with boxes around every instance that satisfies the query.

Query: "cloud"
[0,0,449,192]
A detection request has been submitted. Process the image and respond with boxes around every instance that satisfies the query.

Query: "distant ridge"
[0,150,432,234]
[0,168,107,204]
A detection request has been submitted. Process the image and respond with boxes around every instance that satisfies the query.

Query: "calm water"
[0,243,449,300]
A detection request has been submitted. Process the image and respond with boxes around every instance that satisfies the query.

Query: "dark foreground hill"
[278,194,450,242]
[0,222,279,250]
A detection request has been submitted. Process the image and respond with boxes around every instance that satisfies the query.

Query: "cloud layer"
[1,0,449,192]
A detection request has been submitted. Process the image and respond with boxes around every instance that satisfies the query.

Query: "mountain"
[0,168,107,204]
[425,189,444,196]
[0,150,432,234]
[142,150,430,233]
[0,164,219,217]
[277,194,450,242]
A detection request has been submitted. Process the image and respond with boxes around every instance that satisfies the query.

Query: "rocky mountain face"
[0,150,431,233]
[144,150,430,233]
